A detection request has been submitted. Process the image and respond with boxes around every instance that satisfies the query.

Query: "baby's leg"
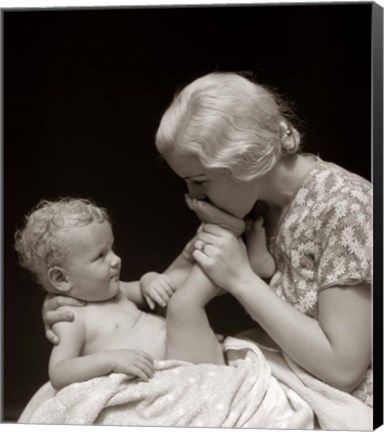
[246,217,276,279]
[166,265,225,365]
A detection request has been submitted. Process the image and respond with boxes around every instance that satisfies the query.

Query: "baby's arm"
[119,275,177,312]
[140,272,176,310]
[49,310,154,390]
[125,199,249,313]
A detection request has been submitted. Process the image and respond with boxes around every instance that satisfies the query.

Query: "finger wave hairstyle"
[155,72,302,182]
[14,197,110,288]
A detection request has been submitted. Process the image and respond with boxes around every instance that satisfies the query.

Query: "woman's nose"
[187,183,206,200]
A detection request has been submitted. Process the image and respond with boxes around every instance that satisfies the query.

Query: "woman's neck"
[258,154,317,210]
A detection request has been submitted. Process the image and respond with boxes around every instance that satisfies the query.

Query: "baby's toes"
[252,217,265,233]
[252,216,265,237]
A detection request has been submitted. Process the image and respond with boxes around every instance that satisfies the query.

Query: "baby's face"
[63,221,122,302]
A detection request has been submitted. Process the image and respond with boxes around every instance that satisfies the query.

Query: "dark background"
[3,3,372,421]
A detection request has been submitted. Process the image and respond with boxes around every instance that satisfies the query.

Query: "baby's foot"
[246,217,276,279]
[185,195,245,236]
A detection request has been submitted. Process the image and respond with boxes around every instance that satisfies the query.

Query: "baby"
[16,197,276,389]
[14,198,172,390]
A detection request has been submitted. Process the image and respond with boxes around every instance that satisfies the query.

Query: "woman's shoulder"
[281,157,372,242]
[314,158,371,190]
[301,158,372,210]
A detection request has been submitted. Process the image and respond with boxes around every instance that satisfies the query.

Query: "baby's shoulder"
[53,305,87,330]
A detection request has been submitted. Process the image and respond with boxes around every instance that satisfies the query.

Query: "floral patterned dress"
[268,156,372,407]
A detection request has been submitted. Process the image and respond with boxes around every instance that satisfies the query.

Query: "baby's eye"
[95,252,105,260]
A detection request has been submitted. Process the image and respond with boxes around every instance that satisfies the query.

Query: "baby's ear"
[47,266,72,293]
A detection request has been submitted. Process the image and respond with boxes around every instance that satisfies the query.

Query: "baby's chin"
[107,280,120,299]
[92,283,120,302]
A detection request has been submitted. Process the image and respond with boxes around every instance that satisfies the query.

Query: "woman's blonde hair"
[14,197,110,288]
[155,72,302,181]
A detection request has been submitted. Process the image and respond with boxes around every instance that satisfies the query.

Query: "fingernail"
[66,312,73,319]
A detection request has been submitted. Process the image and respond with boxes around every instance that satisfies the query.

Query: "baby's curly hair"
[14,197,110,288]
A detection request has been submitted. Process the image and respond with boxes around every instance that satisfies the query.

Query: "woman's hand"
[42,294,86,344]
[192,224,256,293]
[182,196,246,262]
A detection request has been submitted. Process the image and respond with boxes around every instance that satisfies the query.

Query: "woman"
[43,72,372,407]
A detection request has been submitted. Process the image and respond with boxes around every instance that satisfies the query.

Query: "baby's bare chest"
[81,299,166,359]
[82,300,141,351]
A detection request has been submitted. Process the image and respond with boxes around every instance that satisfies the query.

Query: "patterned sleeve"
[317,188,372,290]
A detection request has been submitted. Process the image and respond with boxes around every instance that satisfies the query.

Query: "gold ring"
[201,242,208,254]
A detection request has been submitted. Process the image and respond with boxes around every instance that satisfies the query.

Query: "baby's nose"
[111,254,121,269]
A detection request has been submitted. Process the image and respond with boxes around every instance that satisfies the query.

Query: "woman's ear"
[279,120,300,154]
[47,266,72,293]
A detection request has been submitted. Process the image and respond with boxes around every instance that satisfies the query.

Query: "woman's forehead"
[164,152,208,179]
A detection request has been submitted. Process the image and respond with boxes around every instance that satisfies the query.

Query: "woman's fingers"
[195,232,220,246]
[45,295,85,312]
[192,249,212,267]
[44,309,74,327]
[45,329,60,345]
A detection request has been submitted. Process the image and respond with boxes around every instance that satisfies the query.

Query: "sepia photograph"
[2,1,382,429]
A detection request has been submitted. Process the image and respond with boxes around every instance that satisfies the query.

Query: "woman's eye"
[193,180,206,186]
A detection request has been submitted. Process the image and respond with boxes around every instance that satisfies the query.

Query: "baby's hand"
[185,194,245,236]
[140,272,176,310]
[110,349,155,381]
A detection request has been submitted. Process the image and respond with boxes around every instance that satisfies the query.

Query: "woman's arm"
[193,224,371,391]
[235,279,371,391]
[49,312,154,390]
